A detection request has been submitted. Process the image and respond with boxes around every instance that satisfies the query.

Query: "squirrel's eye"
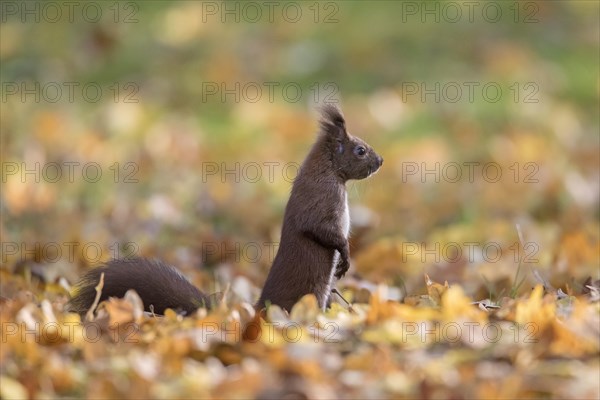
[354,146,366,156]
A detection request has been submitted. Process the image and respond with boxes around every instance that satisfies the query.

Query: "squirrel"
[68,104,382,316]
[257,104,382,310]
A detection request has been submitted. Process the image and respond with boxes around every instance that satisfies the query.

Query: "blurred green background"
[1,1,598,296]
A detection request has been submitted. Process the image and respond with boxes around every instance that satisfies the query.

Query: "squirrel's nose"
[377,156,384,167]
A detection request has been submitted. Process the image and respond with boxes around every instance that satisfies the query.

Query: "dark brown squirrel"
[68,104,382,316]
[257,104,382,310]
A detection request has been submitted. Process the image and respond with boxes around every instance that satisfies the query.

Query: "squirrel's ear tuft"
[319,103,346,136]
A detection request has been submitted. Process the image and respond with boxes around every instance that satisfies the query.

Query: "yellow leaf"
[289,294,319,322]
[0,376,28,400]
[441,285,487,324]
[514,285,555,335]
[425,274,448,305]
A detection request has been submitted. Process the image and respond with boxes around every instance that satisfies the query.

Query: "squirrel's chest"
[341,193,350,238]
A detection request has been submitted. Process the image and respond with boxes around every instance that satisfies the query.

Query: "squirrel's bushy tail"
[68,258,209,316]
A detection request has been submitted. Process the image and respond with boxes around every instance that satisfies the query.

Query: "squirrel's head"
[319,104,383,181]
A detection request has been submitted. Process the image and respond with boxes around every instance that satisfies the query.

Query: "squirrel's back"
[68,258,209,316]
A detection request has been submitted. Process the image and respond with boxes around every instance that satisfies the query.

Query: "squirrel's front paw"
[334,258,349,279]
